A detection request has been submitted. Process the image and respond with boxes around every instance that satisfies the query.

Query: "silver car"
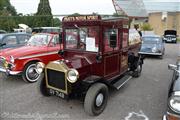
[139,35,165,59]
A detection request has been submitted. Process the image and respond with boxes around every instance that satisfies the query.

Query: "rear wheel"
[133,62,142,78]
[22,62,42,83]
[84,83,108,116]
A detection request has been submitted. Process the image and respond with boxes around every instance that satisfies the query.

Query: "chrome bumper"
[138,52,162,56]
[0,67,21,75]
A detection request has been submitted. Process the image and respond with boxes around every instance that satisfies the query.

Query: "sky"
[10,0,115,15]
[10,0,180,16]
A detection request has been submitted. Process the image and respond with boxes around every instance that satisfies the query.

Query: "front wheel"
[84,83,108,116]
[22,62,42,83]
[38,74,51,97]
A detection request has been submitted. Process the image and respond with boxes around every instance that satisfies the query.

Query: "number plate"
[49,89,66,99]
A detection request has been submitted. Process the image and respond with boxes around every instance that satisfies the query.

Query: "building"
[143,1,180,35]
[148,12,180,35]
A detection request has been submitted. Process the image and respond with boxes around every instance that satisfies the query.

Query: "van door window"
[104,29,119,52]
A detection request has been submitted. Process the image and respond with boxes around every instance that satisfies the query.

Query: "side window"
[104,29,119,52]
[3,36,17,46]
[17,35,31,44]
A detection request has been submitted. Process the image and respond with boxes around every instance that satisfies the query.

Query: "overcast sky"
[10,0,115,15]
[10,0,180,15]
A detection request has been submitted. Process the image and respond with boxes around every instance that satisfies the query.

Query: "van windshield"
[65,26,99,52]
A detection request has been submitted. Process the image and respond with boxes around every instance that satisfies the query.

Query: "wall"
[148,12,180,35]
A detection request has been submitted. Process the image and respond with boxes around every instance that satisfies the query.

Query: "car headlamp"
[67,69,79,83]
[169,92,180,113]
[152,47,157,53]
[10,56,15,63]
[36,62,45,74]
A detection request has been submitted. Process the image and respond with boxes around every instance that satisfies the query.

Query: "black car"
[163,30,177,43]
[139,35,165,59]
[0,33,31,49]
[163,60,180,120]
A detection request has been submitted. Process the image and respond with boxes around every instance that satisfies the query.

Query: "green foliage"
[52,18,61,27]
[69,13,81,16]
[34,0,53,27]
[0,0,17,31]
[0,0,17,15]
[112,13,120,17]
[141,23,153,31]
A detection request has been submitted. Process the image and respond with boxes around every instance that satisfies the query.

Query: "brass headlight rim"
[67,69,79,83]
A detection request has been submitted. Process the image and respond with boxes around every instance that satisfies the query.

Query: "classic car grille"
[47,69,66,90]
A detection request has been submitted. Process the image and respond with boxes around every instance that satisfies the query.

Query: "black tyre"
[38,74,51,97]
[22,62,42,83]
[133,62,142,78]
[84,83,108,116]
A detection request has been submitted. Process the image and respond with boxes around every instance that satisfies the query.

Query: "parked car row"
[0,15,179,117]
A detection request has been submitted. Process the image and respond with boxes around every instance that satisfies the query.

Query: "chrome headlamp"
[36,62,45,74]
[67,69,79,83]
[152,47,157,53]
[169,92,180,113]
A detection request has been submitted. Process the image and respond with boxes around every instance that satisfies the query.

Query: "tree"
[141,23,153,31]
[0,0,17,31]
[52,18,61,27]
[0,0,17,16]
[34,0,53,27]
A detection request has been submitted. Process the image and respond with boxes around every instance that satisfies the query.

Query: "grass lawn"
[177,37,180,42]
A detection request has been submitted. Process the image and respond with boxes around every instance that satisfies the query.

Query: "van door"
[120,28,129,73]
[103,28,120,78]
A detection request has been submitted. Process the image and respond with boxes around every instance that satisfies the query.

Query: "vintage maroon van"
[37,15,143,116]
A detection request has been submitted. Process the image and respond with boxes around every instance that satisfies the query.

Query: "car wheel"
[38,74,51,97]
[84,83,108,116]
[22,62,42,83]
[133,62,142,78]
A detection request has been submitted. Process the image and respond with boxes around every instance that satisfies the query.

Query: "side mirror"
[58,50,64,56]
[168,64,177,70]
[168,64,180,74]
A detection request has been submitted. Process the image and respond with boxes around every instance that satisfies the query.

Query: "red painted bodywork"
[61,15,138,81]
[0,33,62,73]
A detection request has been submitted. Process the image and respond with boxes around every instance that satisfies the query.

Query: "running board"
[112,75,132,90]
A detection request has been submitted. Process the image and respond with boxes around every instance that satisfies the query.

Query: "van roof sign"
[63,15,101,22]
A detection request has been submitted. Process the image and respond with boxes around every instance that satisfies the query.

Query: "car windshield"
[65,26,99,52]
[142,37,161,43]
[27,34,51,46]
